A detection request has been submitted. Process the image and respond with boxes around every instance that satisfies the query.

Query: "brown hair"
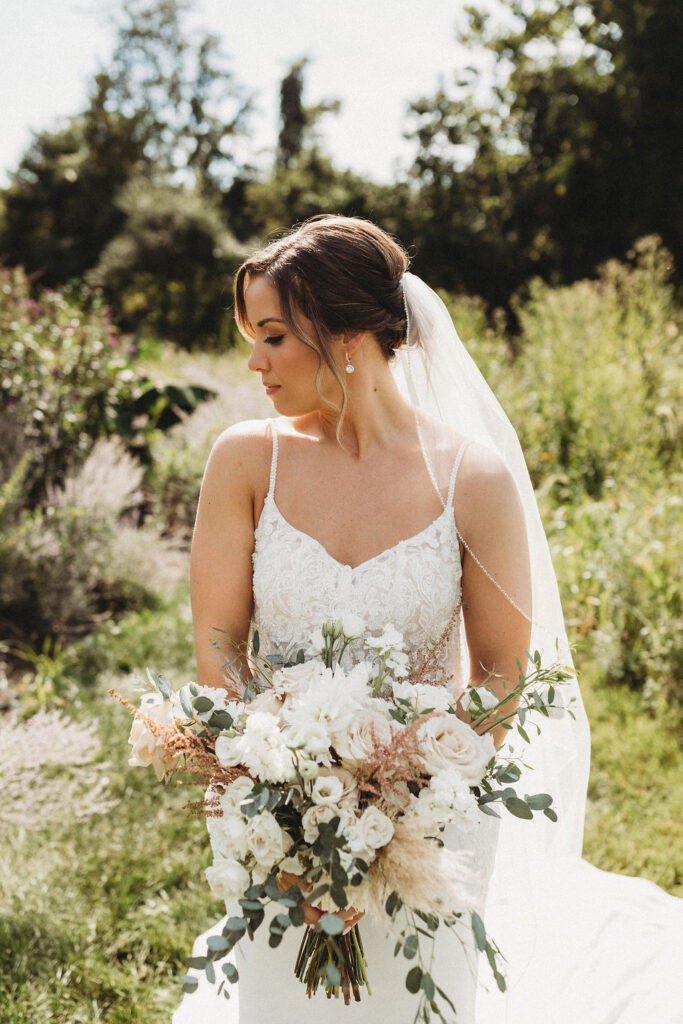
[234,215,409,420]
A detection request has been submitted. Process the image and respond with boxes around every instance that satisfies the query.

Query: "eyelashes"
[264,335,284,345]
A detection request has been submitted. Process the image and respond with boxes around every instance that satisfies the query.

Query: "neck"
[318,352,416,458]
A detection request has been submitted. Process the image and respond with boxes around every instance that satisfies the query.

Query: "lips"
[263,384,281,395]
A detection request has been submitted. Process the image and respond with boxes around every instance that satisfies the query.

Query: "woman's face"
[244,274,338,416]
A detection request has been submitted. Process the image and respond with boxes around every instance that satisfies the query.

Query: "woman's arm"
[456,446,532,747]
[190,423,267,694]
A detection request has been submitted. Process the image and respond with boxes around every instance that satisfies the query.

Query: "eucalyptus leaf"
[525,793,552,810]
[403,934,419,959]
[222,963,239,983]
[405,965,423,993]
[420,971,436,1001]
[207,935,230,952]
[192,695,214,713]
[325,963,342,986]
[319,914,345,936]
[471,911,487,951]
[156,673,172,700]
[225,917,248,932]
[505,797,533,820]
[186,955,208,969]
[181,975,198,993]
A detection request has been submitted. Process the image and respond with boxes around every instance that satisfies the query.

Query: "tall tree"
[0,0,250,286]
[101,0,250,191]
[405,0,682,301]
[276,59,340,169]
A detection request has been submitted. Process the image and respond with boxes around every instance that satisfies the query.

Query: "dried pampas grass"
[356,821,478,921]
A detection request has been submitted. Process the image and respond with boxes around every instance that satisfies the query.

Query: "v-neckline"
[262,494,453,573]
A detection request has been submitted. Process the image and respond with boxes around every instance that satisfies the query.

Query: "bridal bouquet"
[112,617,571,1022]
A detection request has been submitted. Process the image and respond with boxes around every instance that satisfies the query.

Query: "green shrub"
[546,482,682,712]
[0,266,142,501]
[503,237,681,503]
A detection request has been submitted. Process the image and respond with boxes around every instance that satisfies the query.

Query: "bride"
[175,215,681,1024]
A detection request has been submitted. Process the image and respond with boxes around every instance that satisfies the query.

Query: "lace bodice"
[252,422,469,690]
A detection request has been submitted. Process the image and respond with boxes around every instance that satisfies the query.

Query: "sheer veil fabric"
[395,273,682,1024]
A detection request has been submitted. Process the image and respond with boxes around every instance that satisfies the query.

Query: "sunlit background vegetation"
[1,0,681,1020]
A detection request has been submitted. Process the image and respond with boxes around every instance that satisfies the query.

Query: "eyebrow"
[257,317,287,327]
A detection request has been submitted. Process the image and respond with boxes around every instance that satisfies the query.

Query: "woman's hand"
[277,870,365,935]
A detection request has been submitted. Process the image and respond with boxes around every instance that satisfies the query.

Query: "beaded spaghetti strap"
[267,419,279,500]
[414,407,541,630]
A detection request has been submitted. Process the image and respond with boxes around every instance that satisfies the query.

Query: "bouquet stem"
[294,924,370,1004]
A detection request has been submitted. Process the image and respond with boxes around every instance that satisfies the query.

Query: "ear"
[341,330,365,357]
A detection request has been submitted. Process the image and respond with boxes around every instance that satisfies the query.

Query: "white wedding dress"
[174,423,498,1023]
[174,420,683,1024]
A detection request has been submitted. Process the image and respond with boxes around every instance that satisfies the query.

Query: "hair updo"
[234,216,410,400]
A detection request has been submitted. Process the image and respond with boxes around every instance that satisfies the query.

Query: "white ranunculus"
[127,692,180,781]
[392,680,452,714]
[355,805,395,851]
[311,774,345,806]
[246,810,292,867]
[205,858,250,902]
[418,714,494,786]
[331,709,393,766]
[459,686,499,714]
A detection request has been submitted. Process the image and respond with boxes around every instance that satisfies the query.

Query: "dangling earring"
[345,350,355,374]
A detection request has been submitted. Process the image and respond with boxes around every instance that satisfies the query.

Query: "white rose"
[245,689,283,717]
[355,805,394,851]
[311,774,345,806]
[459,686,499,713]
[205,858,250,902]
[127,692,180,781]
[246,811,292,867]
[207,808,250,860]
[272,660,328,698]
[418,714,494,786]
[223,776,254,809]
[214,733,243,768]
[331,709,393,766]
[301,803,352,844]
[392,680,451,714]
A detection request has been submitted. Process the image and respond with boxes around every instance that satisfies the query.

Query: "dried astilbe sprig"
[108,688,247,818]
[354,717,433,817]
[409,602,462,688]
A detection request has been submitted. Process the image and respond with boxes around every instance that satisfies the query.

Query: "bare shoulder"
[455,441,523,529]
[200,418,274,506]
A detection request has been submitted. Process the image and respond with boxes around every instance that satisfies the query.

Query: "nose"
[247,339,270,374]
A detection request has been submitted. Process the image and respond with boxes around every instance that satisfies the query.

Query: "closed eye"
[264,335,284,345]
